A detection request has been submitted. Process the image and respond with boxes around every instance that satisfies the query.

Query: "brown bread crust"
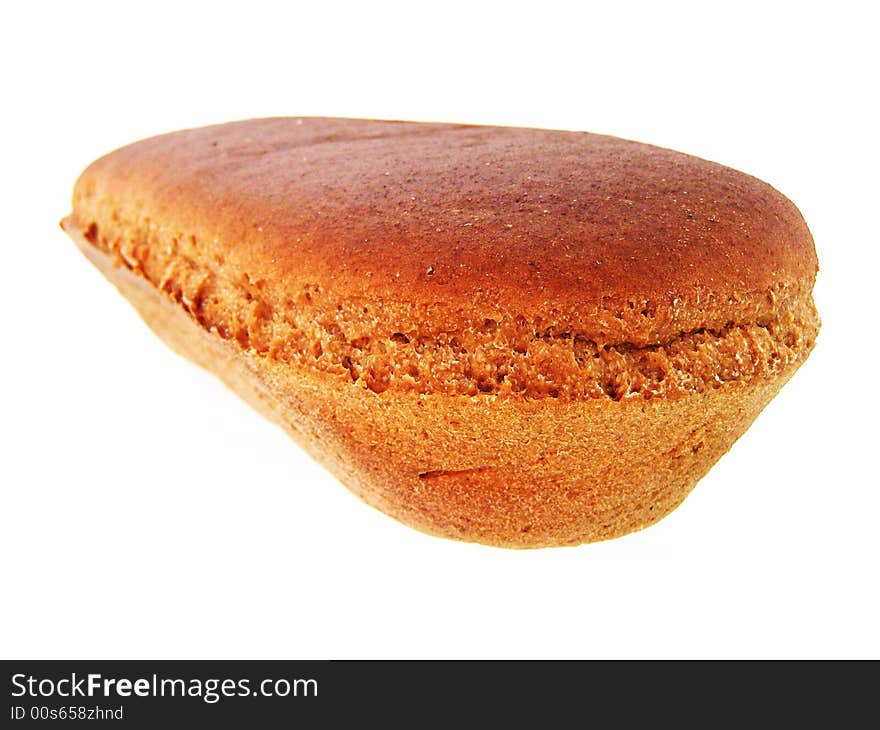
[63,118,819,546]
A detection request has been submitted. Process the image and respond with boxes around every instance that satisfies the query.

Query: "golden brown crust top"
[69,117,818,349]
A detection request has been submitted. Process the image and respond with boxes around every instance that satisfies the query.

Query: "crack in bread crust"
[66,215,819,401]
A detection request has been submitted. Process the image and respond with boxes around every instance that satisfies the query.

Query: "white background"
[3,1,877,659]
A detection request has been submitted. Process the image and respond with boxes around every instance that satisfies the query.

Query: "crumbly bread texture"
[63,118,820,547]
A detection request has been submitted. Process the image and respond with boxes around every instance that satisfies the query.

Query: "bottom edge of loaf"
[72,232,802,548]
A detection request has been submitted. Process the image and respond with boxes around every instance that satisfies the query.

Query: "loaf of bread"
[62,118,820,547]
